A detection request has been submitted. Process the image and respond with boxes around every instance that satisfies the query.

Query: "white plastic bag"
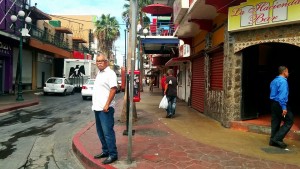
[159,95,168,109]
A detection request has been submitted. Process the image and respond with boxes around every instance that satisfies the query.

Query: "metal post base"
[16,93,24,101]
[123,130,135,136]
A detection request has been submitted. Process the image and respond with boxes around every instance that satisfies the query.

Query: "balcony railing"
[142,21,175,36]
[30,25,71,51]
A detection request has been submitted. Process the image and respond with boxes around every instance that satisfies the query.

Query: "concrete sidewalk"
[72,88,300,169]
[0,91,40,114]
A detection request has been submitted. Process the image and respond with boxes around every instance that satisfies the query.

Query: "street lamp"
[11,8,32,101]
[142,28,149,37]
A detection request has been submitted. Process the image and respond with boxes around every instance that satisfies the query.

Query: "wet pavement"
[0,91,40,114]
[0,91,109,169]
[73,88,300,169]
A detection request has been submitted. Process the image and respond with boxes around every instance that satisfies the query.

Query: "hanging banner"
[228,0,300,32]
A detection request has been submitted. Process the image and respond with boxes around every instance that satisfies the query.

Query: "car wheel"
[44,92,48,96]
[62,90,67,96]
[82,96,87,100]
[71,89,75,95]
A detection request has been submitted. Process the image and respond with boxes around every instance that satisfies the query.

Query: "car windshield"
[87,80,95,85]
[47,78,62,84]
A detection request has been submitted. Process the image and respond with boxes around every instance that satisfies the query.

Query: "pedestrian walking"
[92,53,118,164]
[149,76,155,92]
[269,66,294,149]
[164,69,177,118]
[161,73,167,96]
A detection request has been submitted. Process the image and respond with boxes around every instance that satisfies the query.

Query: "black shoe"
[270,139,287,149]
[166,114,172,118]
[94,152,109,159]
[102,156,118,164]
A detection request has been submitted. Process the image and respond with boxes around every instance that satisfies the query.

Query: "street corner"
[72,121,118,169]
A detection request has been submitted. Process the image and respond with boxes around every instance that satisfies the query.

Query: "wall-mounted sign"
[183,44,190,57]
[228,0,300,32]
[0,41,12,57]
[179,44,190,57]
[179,45,184,57]
[173,0,189,24]
[38,53,53,64]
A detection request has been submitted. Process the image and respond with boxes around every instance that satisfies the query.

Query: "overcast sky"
[31,0,127,66]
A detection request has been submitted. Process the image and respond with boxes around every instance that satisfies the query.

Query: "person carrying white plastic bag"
[159,95,168,109]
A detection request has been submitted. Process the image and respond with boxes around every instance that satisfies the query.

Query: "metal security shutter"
[191,56,205,112]
[210,52,224,90]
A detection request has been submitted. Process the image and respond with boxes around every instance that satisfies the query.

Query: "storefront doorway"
[241,43,300,120]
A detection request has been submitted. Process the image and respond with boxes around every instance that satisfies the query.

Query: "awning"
[165,57,190,66]
[151,56,171,66]
[72,37,87,43]
[141,36,179,54]
[55,27,73,34]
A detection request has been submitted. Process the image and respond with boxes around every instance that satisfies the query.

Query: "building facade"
[0,0,75,93]
[173,0,300,127]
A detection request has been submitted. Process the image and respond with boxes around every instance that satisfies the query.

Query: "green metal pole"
[16,30,24,101]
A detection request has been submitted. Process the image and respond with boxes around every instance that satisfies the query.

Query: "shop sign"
[179,45,184,57]
[38,53,53,63]
[173,0,189,24]
[179,44,190,57]
[228,0,300,32]
[183,44,190,57]
[0,41,12,57]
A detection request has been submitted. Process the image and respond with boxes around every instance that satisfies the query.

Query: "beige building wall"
[50,15,96,47]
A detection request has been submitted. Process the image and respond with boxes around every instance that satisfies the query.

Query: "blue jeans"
[166,96,176,115]
[94,107,118,158]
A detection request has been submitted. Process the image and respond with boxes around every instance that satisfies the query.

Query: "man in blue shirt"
[269,66,294,149]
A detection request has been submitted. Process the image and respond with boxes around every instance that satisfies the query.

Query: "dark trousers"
[94,107,118,158]
[270,101,294,142]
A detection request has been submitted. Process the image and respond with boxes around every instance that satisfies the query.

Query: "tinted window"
[46,78,56,83]
[47,78,62,84]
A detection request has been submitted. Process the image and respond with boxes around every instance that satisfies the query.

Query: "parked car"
[81,79,95,100]
[43,77,75,96]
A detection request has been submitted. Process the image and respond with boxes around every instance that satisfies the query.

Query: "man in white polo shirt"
[92,53,118,164]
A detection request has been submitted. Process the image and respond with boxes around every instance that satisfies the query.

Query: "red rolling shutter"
[191,56,205,113]
[210,52,224,90]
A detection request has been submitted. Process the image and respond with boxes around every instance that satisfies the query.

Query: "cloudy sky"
[31,0,127,66]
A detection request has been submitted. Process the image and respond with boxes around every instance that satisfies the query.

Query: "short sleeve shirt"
[166,76,177,96]
[92,66,117,111]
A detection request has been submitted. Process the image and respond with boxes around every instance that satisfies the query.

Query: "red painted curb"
[72,121,117,169]
[0,100,39,113]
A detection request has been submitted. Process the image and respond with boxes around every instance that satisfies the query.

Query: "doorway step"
[230,114,300,141]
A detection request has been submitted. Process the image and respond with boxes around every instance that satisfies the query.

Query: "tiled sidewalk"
[72,89,300,169]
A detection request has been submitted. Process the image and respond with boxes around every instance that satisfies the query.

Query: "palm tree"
[94,14,120,59]
[122,0,151,28]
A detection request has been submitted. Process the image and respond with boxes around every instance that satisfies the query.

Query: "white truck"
[63,59,98,91]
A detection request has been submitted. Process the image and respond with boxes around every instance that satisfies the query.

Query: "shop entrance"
[241,43,300,120]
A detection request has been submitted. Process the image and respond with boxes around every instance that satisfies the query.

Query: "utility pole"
[127,0,138,164]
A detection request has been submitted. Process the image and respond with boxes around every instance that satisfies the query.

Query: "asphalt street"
[0,92,124,169]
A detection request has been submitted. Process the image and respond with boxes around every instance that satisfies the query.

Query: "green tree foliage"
[94,14,120,59]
